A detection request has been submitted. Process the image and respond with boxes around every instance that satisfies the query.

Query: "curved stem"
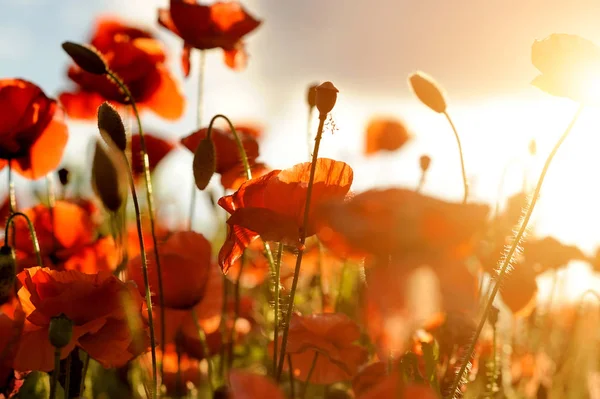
[272,242,283,374]
[206,114,251,179]
[188,50,206,230]
[443,111,468,204]
[5,212,42,266]
[7,162,15,214]
[79,351,89,398]
[192,308,214,395]
[302,352,319,399]
[276,114,327,380]
[447,105,583,397]
[50,347,60,399]
[107,71,166,383]
[122,154,157,398]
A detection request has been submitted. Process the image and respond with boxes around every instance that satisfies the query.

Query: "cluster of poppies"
[1,0,600,397]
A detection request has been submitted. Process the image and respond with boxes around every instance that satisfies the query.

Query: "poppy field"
[2,1,600,398]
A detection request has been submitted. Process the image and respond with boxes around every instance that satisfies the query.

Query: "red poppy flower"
[317,188,489,262]
[130,134,175,178]
[356,375,437,399]
[60,17,184,120]
[129,231,212,309]
[228,370,286,399]
[500,264,538,317]
[352,362,388,398]
[14,200,119,273]
[158,0,261,75]
[218,158,353,273]
[225,239,270,288]
[364,118,411,155]
[13,267,147,371]
[0,79,68,180]
[181,126,267,190]
[270,313,368,384]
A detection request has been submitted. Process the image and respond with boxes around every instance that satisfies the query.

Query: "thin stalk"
[273,242,283,374]
[302,352,319,399]
[416,169,427,193]
[307,107,314,159]
[64,352,72,398]
[219,275,228,378]
[189,50,206,230]
[206,114,251,177]
[288,354,296,399]
[5,212,42,266]
[192,308,214,395]
[122,154,157,398]
[107,71,166,383]
[276,115,327,380]
[79,352,89,398]
[46,174,57,251]
[228,252,246,369]
[50,348,60,399]
[443,111,468,204]
[316,242,325,312]
[7,162,15,213]
[447,105,583,397]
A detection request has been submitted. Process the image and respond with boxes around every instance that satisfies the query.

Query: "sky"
[3,0,600,290]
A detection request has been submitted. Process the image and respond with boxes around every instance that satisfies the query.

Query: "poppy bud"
[57,168,70,186]
[528,139,537,156]
[62,41,108,75]
[315,81,339,116]
[193,137,216,190]
[98,102,127,152]
[408,71,447,113]
[48,313,73,349]
[0,246,16,301]
[488,305,500,326]
[419,155,431,172]
[307,83,319,109]
[91,139,128,212]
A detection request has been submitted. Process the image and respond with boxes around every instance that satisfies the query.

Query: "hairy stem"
[5,212,42,266]
[273,242,283,374]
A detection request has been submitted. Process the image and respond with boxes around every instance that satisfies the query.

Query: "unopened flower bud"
[306,83,319,109]
[62,42,108,75]
[91,139,128,212]
[315,81,339,116]
[98,102,127,152]
[419,155,431,172]
[49,313,73,349]
[193,137,216,190]
[57,168,70,186]
[0,246,16,301]
[408,71,447,113]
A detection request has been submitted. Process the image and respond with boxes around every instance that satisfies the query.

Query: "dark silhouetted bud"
[62,41,108,75]
[529,139,537,156]
[315,81,339,115]
[49,313,73,349]
[307,83,319,109]
[420,155,431,172]
[408,71,447,113]
[98,102,127,152]
[193,137,216,190]
[91,139,128,212]
[0,246,16,302]
[57,168,70,186]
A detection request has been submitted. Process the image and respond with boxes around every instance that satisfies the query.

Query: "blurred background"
[3,0,600,300]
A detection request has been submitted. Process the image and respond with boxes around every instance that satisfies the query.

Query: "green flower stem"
[228,252,246,370]
[64,351,72,398]
[5,212,42,266]
[447,105,584,398]
[303,352,319,399]
[79,351,89,398]
[443,111,468,204]
[205,114,251,177]
[276,114,327,381]
[273,242,283,374]
[50,348,60,399]
[189,50,206,230]
[192,308,214,395]
[107,71,166,383]
[219,275,229,379]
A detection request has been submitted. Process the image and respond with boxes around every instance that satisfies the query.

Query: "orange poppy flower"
[352,362,388,398]
[181,126,266,190]
[0,79,68,180]
[60,17,184,120]
[225,239,270,288]
[228,370,286,399]
[500,264,538,317]
[218,159,353,273]
[357,375,437,399]
[130,134,175,178]
[13,267,147,371]
[13,200,119,273]
[317,188,489,262]
[364,118,411,155]
[0,299,24,385]
[270,313,368,384]
[158,0,261,74]
[520,236,585,274]
[128,231,212,309]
